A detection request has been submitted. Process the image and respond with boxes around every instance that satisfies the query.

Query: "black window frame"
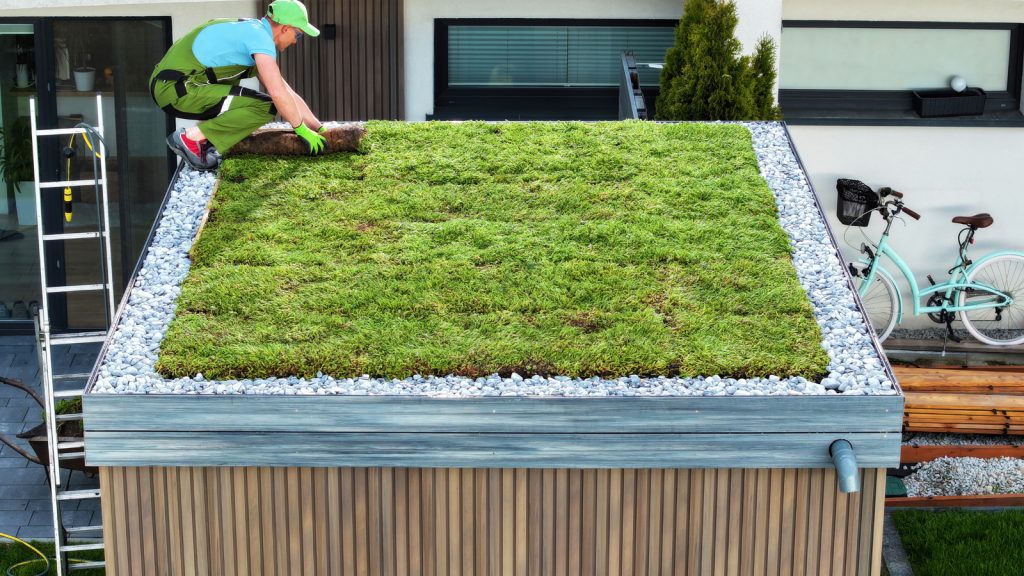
[779,20,1024,118]
[431,18,678,121]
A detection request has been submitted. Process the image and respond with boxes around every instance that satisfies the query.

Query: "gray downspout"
[830,439,861,493]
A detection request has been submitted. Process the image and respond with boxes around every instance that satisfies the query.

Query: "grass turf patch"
[892,509,1024,576]
[0,540,104,576]
[157,121,829,380]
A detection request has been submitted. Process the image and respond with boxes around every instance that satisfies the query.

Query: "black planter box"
[913,88,987,118]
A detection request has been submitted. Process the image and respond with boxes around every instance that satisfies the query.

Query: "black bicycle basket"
[836,179,879,226]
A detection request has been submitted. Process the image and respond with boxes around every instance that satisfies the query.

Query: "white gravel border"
[91,121,894,397]
[904,456,1024,497]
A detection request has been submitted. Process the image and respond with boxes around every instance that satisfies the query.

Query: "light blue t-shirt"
[192,18,277,68]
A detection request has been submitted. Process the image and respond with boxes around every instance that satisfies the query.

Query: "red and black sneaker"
[166,129,218,171]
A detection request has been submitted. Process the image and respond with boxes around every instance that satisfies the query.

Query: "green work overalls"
[150,18,278,152]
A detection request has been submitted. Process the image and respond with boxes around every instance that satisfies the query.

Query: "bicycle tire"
[857,269,898,342]
[958,254,1024,346]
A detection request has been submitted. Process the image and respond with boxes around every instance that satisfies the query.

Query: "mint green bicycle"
[849,187,1024,345]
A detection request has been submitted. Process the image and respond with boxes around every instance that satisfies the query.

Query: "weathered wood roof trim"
[85,431,898,469]
[83,394,903,434]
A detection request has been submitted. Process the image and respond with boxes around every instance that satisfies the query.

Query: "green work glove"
[294,122,327,156]
[317,125,327,134]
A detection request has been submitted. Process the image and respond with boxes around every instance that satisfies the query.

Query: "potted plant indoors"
[58,24,97,91]
[0,116,36,225]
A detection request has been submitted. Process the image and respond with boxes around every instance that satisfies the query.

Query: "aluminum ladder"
[28,94,115,575]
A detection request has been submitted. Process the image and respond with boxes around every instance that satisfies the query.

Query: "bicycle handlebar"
[902,206,921,220]
[889,190,904,198]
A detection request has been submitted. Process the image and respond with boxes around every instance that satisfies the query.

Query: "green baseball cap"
[267,0,320,37]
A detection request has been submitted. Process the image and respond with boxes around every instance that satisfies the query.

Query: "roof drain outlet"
[830,439,861,493]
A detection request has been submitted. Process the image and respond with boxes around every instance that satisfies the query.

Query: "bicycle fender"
[964,251,1024,277]
[856,258,905,325]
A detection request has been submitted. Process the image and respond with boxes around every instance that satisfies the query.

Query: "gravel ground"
[903,432,1022,446]
[90,121,893,397]
[904,456,1024,496]
[889,328,978,341]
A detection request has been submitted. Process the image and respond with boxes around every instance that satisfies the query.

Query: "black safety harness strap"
[150,74,277,120]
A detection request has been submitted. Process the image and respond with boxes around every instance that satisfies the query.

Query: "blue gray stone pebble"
[91,122,895,397]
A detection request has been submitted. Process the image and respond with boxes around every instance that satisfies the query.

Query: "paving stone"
[29,509,95,527]
[17,525,57,538]
[2,367,39,386]
[0,484,53,501]
[27,499,58,511]
[0,416,30,430]
[0,525,23,538]
[0,457,30,468]
[75,498,101,511]
[0,406,29,422]
[0,345,35,356]
[68,343,102,356]
[0,500,27,511]
[0,353,15,368]
[2,467,47,485]
[0,398,8,407]
[0,510,33,525]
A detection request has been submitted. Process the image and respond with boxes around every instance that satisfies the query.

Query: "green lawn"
[157,121,828,380]
[892,509,1024,576]
[0,540,104,576]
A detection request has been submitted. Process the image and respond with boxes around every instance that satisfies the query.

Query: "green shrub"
[656,0,781,121]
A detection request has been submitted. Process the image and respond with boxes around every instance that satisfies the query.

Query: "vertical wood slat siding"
[102,467,885,576]
[260,0,404,120]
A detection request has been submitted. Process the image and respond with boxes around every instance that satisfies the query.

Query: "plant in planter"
[0,375,95,478]
[0,117,33,193]
[0,376,44,465]
[0,116,37,225]
[56,23,98,91]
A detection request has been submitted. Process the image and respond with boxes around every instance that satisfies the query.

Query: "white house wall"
[783,0,1024,23]
[788,126,1024,329]
[403,0,783,121]
[782,0,1024,329]
[0,0,261,41]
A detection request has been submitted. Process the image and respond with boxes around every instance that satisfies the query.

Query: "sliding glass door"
[0,17,174,335]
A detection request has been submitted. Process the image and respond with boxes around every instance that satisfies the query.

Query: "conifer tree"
[655,0,781,121]
[750,34,782,120]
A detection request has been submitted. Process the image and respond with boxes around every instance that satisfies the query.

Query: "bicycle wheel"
[857,270,898,341]
[958,254,1024,345]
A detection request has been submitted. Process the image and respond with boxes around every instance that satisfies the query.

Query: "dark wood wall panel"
[100,466,886,576]
[260,0,404,121]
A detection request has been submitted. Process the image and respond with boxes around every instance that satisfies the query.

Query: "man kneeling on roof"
[150,0,328,171]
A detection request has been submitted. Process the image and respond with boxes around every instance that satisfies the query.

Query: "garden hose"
[1,531,95,576]
[61,128,105,223]
[1,532,48,576]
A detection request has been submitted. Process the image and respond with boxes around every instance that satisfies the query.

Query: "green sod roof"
[156,121,829,380]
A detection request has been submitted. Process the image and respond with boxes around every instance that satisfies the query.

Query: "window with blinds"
[447,25,674,87]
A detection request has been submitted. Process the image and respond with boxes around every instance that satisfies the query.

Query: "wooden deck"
[100,466,887,576]
[897,366,1024,435]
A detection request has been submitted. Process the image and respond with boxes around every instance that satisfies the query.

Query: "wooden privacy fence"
[259,0,404,120]
[99,466,886,576]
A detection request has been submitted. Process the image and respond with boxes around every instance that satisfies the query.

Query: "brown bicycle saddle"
[952,213,994,228]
